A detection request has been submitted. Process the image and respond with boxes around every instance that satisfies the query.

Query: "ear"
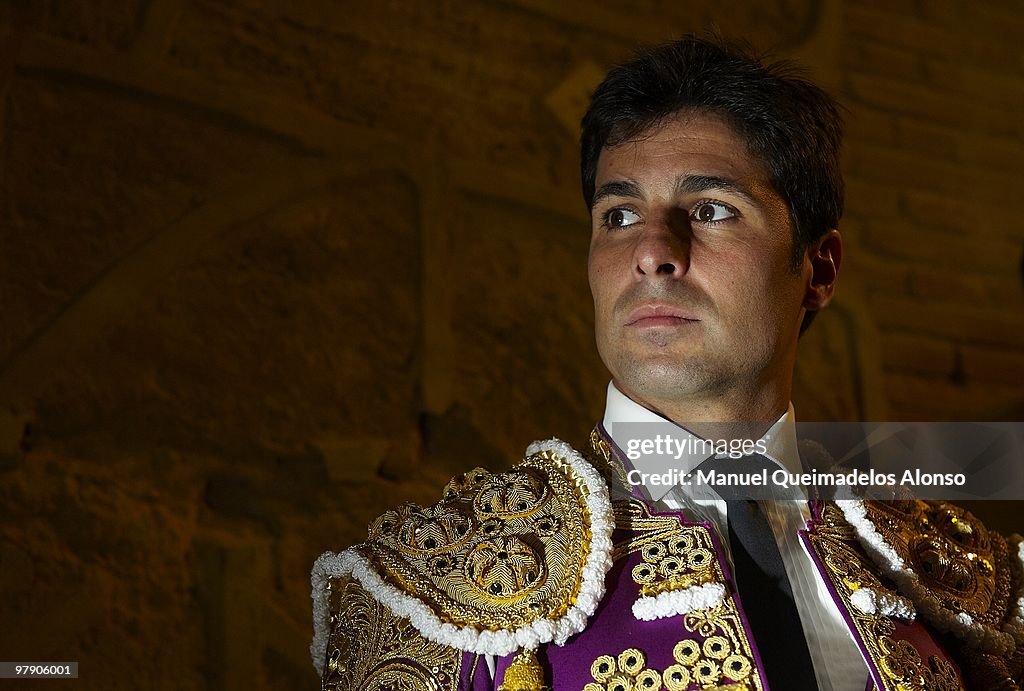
[803,229,842,311]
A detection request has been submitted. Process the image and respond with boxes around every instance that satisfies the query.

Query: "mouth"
[625,303,699,327]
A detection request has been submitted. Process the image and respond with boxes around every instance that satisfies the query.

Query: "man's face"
[588,111,811,418]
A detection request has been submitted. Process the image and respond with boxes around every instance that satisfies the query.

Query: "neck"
[613,377,791,443]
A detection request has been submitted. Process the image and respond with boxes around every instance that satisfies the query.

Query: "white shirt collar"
[601,380,802,501]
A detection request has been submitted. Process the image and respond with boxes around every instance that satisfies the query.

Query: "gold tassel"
[497,648,546,691]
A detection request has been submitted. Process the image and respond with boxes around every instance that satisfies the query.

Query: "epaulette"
[806,498,1024,688]
[835,499,1024,654]
[310,438,615,679]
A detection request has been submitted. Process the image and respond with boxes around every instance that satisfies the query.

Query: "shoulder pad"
[316,574,464,687]
[836,499,1024,654]
[311,438,614,670]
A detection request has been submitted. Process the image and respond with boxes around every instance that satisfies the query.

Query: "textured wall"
[0,1,1022,689]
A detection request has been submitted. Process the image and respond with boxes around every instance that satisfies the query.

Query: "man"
[311,36,1024,691]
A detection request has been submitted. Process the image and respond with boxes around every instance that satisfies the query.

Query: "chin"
[616,359,721,400]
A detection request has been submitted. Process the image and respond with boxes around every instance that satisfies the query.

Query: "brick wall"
[839,0,1024,419]
[0,1,1021,689]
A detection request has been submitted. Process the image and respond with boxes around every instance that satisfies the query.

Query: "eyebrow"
[590,174,759,209]
[674,174,758,206]
[591,180,643,208]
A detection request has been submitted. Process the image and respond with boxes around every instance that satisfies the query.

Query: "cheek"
[697,247,763,302]
[587,249,614,309]
[755,273,807,334]
[704,248,796,323]
[587,264,601,310]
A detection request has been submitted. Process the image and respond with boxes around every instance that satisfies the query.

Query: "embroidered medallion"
[362,450,594,626]
[838,499,1021,653]
[311,438,614,670]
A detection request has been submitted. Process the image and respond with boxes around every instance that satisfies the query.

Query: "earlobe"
[804,229,842,311]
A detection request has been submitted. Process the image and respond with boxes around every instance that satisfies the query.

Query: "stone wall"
[0,1,1021,688]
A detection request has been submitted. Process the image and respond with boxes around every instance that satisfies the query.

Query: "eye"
[601,207,641,230]
[691,201,737,224]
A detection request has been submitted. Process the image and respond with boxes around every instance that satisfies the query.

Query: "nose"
[633,214,690,279]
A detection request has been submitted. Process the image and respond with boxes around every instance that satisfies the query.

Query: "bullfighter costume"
[310,423,1024,690]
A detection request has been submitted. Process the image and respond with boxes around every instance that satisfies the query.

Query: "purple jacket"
[311,427,1022,690]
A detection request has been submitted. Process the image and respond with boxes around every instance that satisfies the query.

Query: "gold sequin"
[702,635,730,660]
[722,654,752,681]
[673,640,701,666]
[591,655,616,682]
[617,648,646,675]
[692,659,721,686]
[662,664,691,691]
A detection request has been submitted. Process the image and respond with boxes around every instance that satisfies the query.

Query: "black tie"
[697,454,819,690]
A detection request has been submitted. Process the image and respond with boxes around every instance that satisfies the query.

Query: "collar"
[601,380,802,502]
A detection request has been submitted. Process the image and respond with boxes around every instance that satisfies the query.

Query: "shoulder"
[810,498,1024,685]
[314,572,467,690]
[310,438,615,677]
[838,499,1022,646]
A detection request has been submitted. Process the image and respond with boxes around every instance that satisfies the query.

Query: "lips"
[625,303,699,327]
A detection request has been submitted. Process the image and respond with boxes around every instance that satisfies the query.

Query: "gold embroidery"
[465,536,544,599]
[876,632,961,691]
[675,605,756,687]
[692,659,721,686]
[663,663,691,691]
[878,637,925,683]
[475,469,550,516]
[360,448,595,630]
[613,501,717,586]
[591,655,617,682]
[961,649,1022,688]
[859,500,1012,631]
[641,570,715,597]
[928,657,962,691]
[322,576,461,691]
[805,503,967,691]
[673,640,701,666]
[584,642,754,691]
[588,427,634,493]
[806,505,906,691]
[584,648,662,691]
[598,484,763,691]
[722,655,752,682]
[618,648,647,675]
[703,636,730,660]
[625,519,717,598]
[497,648,546,691]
